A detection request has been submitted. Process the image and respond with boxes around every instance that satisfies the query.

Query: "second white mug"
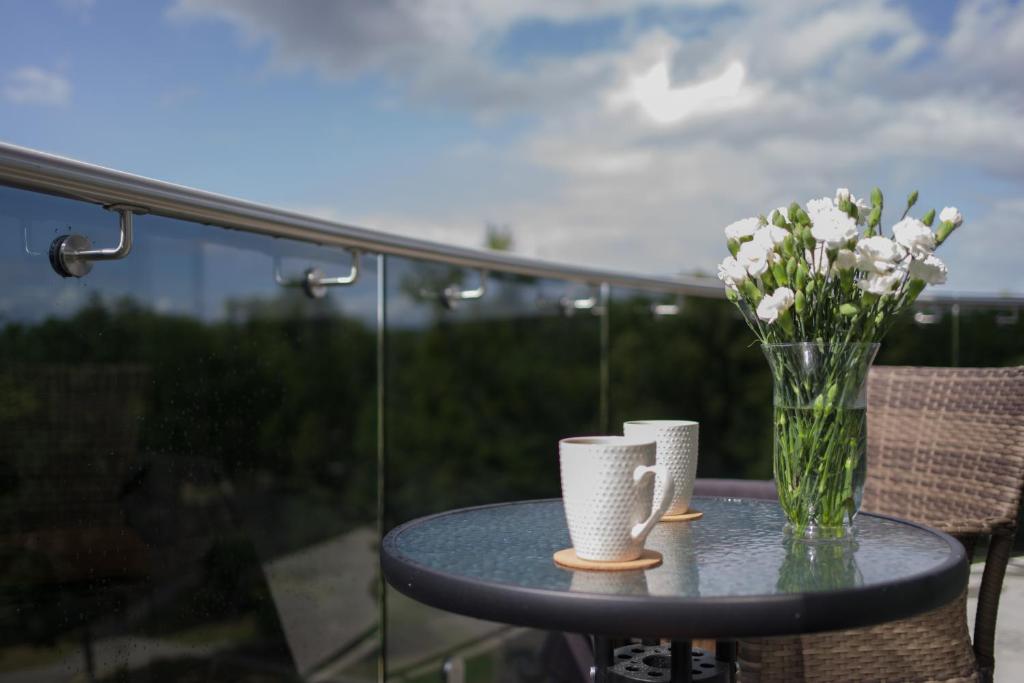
[623,420,699,517]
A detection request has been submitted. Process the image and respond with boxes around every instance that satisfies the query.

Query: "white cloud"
[2,67,71,106]
[166,0,1024,292]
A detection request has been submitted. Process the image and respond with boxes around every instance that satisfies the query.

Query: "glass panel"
[1,186,379,681]
[607,287,772,480]
[878,303,1024,367]
[383,257,601,682]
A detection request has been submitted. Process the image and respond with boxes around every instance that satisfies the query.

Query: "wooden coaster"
[553,548,662,571]
[661,509,703,522]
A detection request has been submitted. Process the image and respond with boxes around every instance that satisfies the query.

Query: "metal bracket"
[49,204,146,278]
[561,294,599,316]
[913,307,943,325]
[652,302,682,317]
[996,308,1019,326]
[422,269,487,310]
[274,250,360,299]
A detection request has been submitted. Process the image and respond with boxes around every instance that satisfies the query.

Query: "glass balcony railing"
[1,143,1021,682]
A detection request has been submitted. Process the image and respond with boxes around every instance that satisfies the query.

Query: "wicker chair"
[738,366,1024,683]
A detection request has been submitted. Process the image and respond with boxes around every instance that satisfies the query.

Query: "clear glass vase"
[762,342,880,540]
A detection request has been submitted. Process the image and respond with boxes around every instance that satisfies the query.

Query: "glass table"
[381,497,967,682]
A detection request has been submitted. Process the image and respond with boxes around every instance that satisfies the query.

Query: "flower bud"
[782,234,795,257]
[906,190,918,208]
[921,208,935,227]
[778,309,795,336]
[772,261,788,286]
[788,202,801,223]
[936,222,955,245]
[868,206,881,227]
[786,256,797,280]
[871,187,883,207]
[805,278,816,295]
[795,261,808,289]
[839,303,859,316]
[802,228,816,251]
[795,289,806,313]
[762,268,776,288]
[725,287,739,302]
[742,279,763,305]
[727,238,740,256]
[796,208,811,226]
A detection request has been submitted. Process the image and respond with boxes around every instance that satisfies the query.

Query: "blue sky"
[2,0,1023,294]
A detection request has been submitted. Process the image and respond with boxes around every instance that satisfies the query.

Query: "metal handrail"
[1,141,1021,306]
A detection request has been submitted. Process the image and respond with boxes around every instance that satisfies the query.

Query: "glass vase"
[762,342,880,540]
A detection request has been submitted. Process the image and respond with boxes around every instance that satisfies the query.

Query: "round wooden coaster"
[661,509,703,522]
[553,548,662,571]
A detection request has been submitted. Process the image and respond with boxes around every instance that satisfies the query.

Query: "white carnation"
[856,269,905,296]
[724,217,760,241]
[939,206,963,227]
[807,197,858,248]
[752,225,788,251]
[806,244,830,275]
[717,256,748,290]
[832,248,857,272]
[892,217,935,259]
[855,236,904,274]
[908,254,948,285]
[852,195,870,225]
[756,286,795,323]
[736,240,771,277]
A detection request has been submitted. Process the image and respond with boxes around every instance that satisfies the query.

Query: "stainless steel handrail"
[1,140,1021,306]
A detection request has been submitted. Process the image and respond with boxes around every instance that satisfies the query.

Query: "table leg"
[715,640,737,682]
[594,636,613,682]
[671,639,693,683]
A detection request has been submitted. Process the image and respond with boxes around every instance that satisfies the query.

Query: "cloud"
[166,0,1024,292]
[2,67,71,106]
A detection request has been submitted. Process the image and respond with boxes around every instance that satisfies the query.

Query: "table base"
[598,640,732,683]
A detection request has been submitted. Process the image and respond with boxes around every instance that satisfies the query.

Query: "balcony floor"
[968,555,1024,682]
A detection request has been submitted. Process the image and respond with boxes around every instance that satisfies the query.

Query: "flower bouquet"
[718,188,963,539]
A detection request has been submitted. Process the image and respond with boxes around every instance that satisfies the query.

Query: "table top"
[381,497,968,638]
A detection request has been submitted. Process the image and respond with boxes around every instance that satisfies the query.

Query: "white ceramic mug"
[623,420,699,517]
[559,436,674,562]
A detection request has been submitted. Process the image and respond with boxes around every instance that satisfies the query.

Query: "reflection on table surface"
[389,497,957,598]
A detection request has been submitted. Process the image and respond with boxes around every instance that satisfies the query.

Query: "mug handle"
[630,464,675,541]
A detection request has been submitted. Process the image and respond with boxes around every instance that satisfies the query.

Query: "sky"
[1,0,1023,295]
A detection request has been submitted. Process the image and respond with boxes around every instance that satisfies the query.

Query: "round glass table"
[382,497,967,680]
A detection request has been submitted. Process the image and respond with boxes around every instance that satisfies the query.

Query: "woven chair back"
[862,366,1024,533]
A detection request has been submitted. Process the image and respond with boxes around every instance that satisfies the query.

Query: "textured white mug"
[559,436,674,562]
[623,420,699,517]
